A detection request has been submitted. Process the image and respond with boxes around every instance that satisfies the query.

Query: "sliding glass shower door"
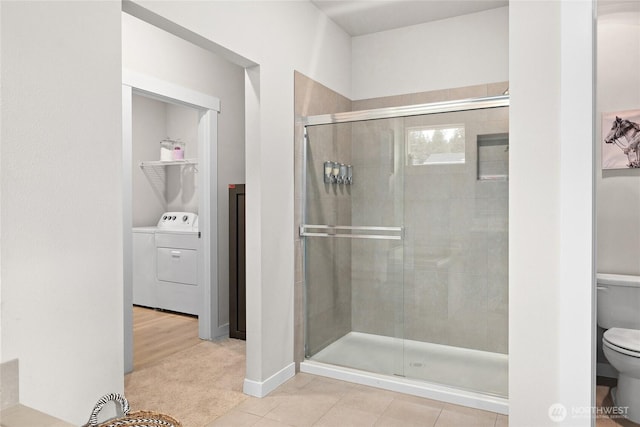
[400,107,509,397]
[301,97,509,399]
[303,118,405,377]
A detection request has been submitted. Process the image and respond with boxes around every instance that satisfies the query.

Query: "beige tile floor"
[0,405,74,427]
[124,308,635,427]
[128,307,507,426]
[207,373,508,427]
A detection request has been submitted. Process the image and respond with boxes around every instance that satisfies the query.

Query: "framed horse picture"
[602,109,640,169]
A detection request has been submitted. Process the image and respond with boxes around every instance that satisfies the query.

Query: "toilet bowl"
[602,328,640,423]
[597,273,640,424]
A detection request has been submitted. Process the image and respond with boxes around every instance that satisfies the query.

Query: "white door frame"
[122,70,221,373]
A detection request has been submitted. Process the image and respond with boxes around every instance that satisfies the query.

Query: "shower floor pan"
[301,331,508,414]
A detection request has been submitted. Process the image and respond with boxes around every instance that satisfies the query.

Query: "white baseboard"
[212,323,229,340]
[243,363,295,398]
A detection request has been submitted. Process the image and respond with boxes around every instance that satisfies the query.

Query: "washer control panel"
[157,212,198,230]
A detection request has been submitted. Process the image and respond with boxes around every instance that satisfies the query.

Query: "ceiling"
[310,0,508,36]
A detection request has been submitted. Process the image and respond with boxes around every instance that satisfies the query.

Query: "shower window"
[406,124,466,166]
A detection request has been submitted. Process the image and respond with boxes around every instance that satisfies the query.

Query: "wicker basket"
[83,393,182,427]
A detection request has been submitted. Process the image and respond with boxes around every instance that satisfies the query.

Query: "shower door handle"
[300,224,403,240]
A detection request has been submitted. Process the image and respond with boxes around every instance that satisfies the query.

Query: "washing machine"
[132,212,200,315]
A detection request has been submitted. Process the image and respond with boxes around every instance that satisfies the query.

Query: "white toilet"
[597,273,640,424]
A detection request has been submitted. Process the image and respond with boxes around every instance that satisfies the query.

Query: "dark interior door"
[229,184,246,339]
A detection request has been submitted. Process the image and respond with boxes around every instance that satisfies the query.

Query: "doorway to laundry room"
[121,10,247,374]
[122,76,220,373]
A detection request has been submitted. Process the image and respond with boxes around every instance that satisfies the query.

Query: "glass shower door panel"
[401,107,509,397]
[304,119,405,377]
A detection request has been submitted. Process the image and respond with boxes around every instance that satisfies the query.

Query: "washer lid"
[603,328,640,353]
[132,226,156,233]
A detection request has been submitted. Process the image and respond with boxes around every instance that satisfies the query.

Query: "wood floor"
[132,305,201,371]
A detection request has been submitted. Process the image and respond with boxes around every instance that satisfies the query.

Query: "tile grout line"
[310,394,343,427]
[376,395,396,422]
[429,402,444,427]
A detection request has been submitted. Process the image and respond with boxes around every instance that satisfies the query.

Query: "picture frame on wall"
[602,109,640,169]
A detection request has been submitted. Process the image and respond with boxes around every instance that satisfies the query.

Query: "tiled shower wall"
[294,74,509,367]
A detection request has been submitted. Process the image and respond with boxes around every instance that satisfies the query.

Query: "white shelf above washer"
[139,159,198,168]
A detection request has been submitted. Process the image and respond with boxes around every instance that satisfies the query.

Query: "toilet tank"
[597,273,640,329]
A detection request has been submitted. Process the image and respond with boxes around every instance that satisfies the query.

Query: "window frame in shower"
[405,123,467,167]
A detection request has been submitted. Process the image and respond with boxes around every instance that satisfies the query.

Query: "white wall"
[132,95,167,226]
[128,0,352,392]
[510,1,594,426]
[0,1,123,424]
[597,2,640,276]
[351,7,509,100]
[123,12,245,330]
[165,103,199,214]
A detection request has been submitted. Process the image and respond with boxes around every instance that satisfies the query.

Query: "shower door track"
[301,94,509,126]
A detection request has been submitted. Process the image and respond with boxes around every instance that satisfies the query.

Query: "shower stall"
[299,96,509,413]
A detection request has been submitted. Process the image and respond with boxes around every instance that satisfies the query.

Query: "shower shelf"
[477,133,508,181]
